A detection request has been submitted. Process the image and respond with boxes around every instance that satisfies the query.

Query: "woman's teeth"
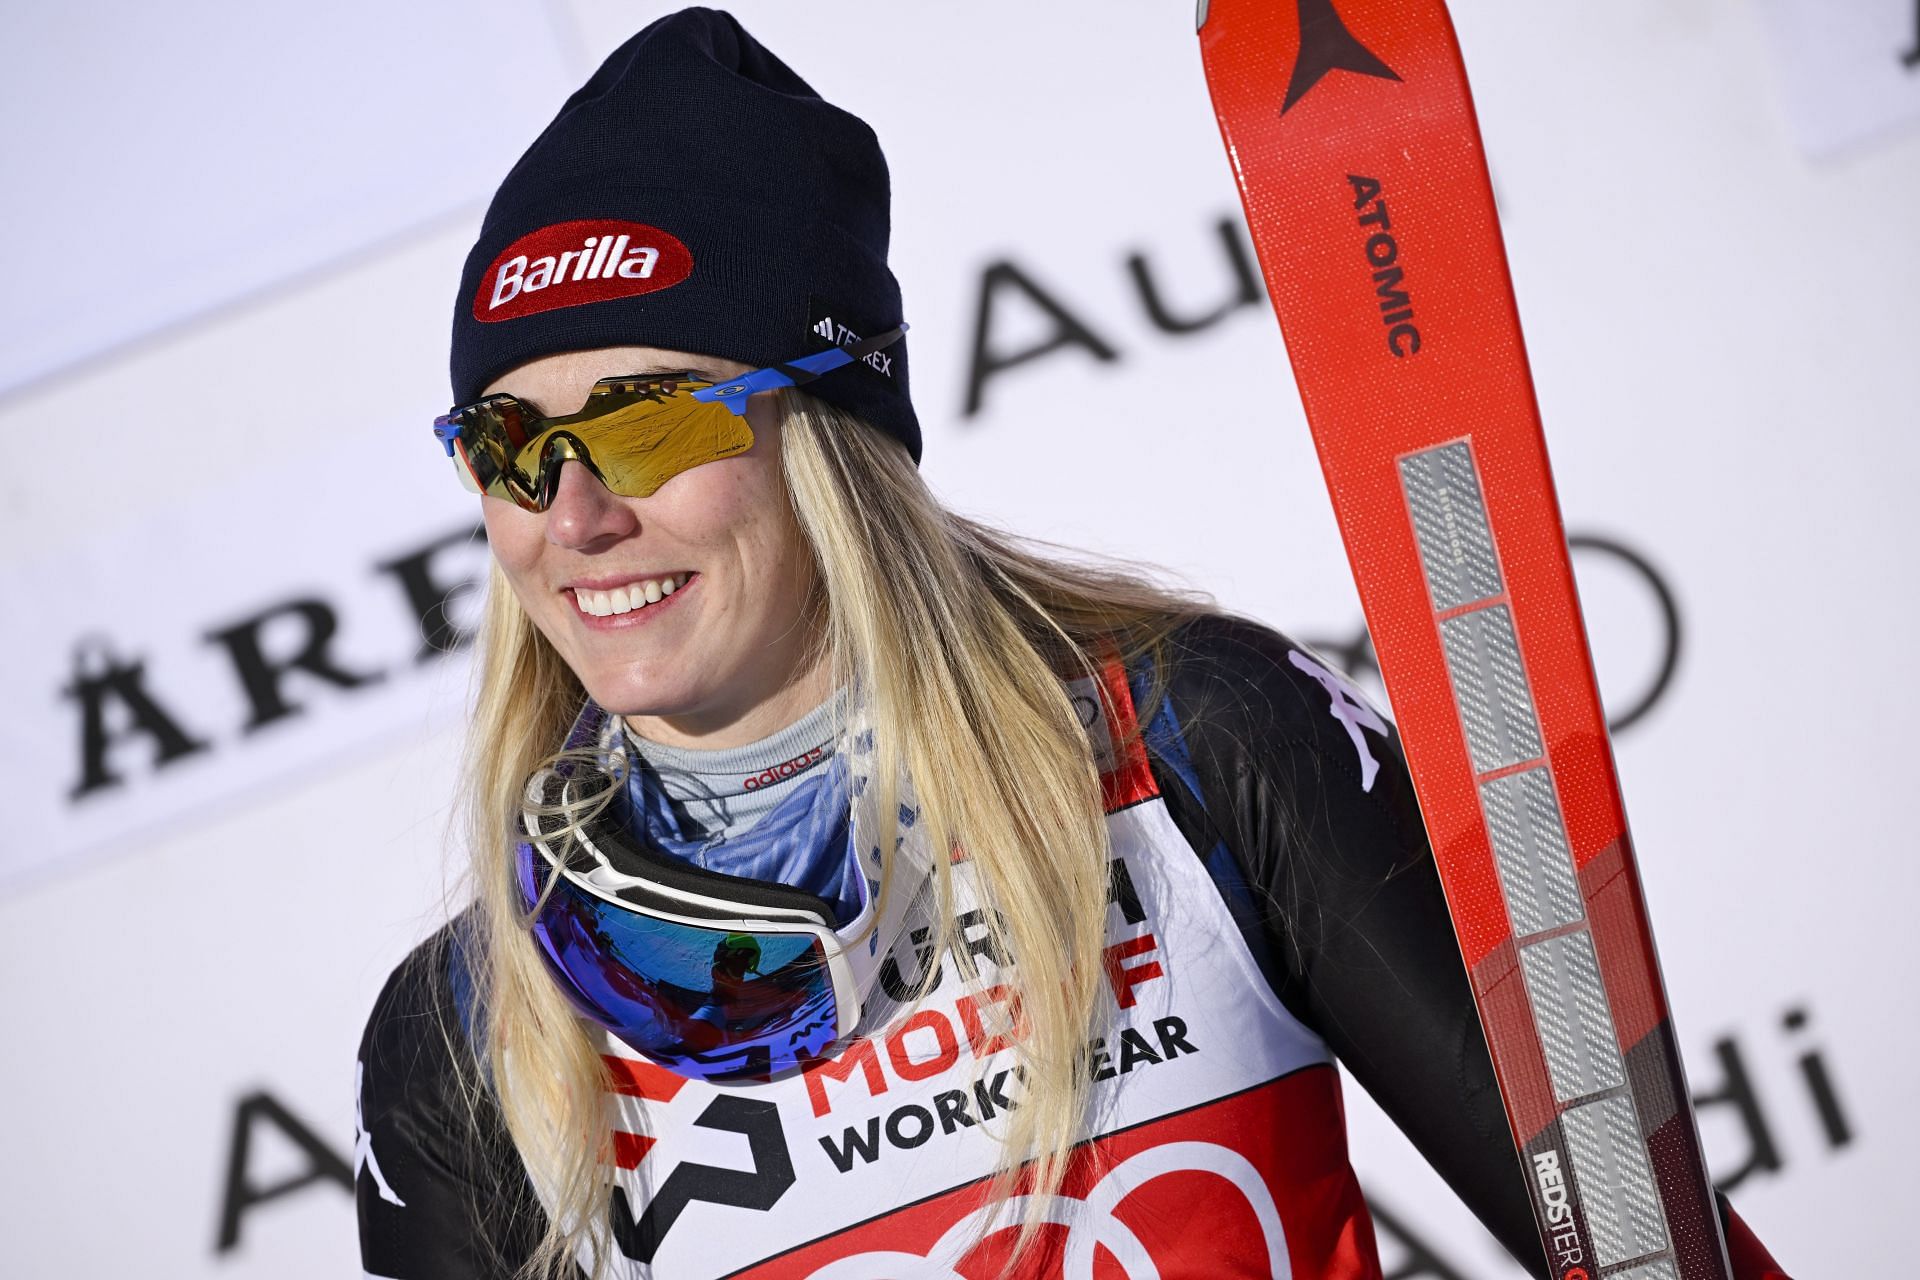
[573,573,688,618]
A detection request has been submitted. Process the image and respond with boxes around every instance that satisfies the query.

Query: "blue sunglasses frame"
[688,321,908,415]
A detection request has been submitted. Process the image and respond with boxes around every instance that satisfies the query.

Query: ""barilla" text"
[490,234,662,310]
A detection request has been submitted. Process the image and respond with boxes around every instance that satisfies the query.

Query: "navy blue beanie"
[449,7,919,462]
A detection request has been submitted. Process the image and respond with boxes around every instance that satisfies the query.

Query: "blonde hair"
[453,389,1216,1277]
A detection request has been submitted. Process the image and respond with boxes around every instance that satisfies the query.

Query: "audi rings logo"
[807,1142,1291,1279]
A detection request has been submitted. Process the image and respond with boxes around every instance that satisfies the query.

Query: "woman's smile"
[565,570,698,625]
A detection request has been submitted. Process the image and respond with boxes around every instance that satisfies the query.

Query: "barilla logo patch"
[473,219,693,323]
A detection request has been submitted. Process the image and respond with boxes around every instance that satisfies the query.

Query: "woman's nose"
[544,460,640,550]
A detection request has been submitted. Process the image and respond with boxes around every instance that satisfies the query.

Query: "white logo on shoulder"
[1287,650,1388,793]
[1064,677,1118,776]
[354,1061,406,1208]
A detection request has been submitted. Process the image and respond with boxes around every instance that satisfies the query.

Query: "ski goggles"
[514,710,881,1082]
[432,323,907,512]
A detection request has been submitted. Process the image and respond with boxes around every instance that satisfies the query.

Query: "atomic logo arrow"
[1283,0,1401,113]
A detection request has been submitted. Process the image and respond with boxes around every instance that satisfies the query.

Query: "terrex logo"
[472,218,693,323]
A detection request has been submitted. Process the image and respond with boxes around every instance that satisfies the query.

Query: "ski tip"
[1195,0,1209,33]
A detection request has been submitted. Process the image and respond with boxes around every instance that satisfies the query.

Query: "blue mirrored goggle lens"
[514,842,843,1081]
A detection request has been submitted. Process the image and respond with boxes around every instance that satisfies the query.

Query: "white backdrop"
[2,1,1913,1275]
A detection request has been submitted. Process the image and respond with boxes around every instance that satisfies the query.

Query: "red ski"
[1198,3,1732,1278]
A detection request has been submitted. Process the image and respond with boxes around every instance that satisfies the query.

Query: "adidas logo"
[808,313,897,379]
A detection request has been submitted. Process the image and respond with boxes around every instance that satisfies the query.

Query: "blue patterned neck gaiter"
[620,731,864,926]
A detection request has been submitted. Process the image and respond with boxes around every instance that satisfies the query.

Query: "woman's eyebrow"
[617,363,724,379]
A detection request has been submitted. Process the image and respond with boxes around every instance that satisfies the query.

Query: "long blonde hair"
[453,389,1216,1277]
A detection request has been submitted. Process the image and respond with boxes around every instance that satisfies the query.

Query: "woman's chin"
[578,672,698,719]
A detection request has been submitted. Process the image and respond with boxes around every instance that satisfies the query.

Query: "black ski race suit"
[358,613,1789,1279]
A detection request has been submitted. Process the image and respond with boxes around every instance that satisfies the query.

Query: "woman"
[357,9,1788,1279]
